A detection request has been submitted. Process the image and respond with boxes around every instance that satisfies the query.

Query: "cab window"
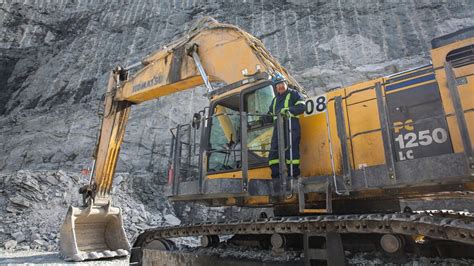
[207,94,241,172]
[244,84,275,166]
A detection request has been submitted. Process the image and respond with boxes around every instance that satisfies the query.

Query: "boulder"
[9,195,31,208]
[4,240,17,250]
[164,214,181,226]
[11,231,26,243]
[33,239,49,247]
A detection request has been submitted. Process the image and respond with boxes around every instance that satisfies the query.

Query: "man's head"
[272,71,288,95]
[275,81,288,95]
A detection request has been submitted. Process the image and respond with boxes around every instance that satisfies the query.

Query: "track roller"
[380,234,405,254]
[201,235,220,247]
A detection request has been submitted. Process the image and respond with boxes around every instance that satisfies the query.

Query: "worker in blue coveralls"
[268,72,306,180]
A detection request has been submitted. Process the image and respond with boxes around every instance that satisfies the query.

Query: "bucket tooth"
[60,205,131,261]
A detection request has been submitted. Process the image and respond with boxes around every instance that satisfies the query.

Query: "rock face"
[1,0,473,175]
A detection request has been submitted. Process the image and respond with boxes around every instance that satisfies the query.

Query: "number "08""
[394,128,448,149]
[305,95,327,116]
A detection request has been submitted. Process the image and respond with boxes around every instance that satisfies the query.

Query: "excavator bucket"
[60,204,130,261]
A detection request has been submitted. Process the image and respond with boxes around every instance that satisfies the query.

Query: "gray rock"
[31,233,42,241]
[20,178,40,191]
[49,233,56,240]
[6,206,20,213]
[55,170,67,180]
[46,175,58,185]
[114,175,124,185]
[33,239,49,247]
[11,231,25,243]
[131,216,139,224]
[9,195,30,208]
[4,239,17,250]
[164,214,181,226]
[17,244,31,251]
[44,31,55,44]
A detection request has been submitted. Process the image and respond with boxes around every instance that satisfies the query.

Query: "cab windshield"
[207,84,275,173]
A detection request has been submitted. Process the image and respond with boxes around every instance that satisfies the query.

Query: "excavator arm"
[60,17,303,261]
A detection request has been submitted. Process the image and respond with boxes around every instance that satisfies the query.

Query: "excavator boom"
[59,17,302,261]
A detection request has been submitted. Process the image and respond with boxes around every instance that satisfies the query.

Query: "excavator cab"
[167,80,285,203]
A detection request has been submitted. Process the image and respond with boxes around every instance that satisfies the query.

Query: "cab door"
[203,83,274,202]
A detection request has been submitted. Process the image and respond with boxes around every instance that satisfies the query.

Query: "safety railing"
[168,109,206,196]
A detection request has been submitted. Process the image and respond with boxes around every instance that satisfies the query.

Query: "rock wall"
[1,0,474,177]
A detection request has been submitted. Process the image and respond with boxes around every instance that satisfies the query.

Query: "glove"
[280,107,291,117]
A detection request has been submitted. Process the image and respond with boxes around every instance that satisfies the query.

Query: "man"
[268,72,306,180]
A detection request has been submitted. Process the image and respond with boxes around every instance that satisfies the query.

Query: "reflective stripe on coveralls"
[269,159,300,165]
[272,93,304,120]
[269,159,279,165]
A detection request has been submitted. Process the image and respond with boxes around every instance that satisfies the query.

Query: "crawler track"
[131,211,474,264]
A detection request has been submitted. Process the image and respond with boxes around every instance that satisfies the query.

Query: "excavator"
[60,17,474,265]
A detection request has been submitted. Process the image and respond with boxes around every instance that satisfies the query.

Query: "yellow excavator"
[60,17,474,264]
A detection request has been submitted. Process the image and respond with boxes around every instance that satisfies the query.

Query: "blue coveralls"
[268,88,306,179]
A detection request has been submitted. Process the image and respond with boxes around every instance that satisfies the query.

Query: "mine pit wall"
[1,0,473,177]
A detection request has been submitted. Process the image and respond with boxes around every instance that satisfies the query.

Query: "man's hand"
[280,107,291,117]
[263,112,273,123]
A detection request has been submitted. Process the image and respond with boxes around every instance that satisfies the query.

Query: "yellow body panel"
[346,100,384,168]
[345,79,378,105]
[431,37,474,153]
[345,79,384,169]
[207,167,271,180]
[299,89,346,177]
[207,171,242,179]
[245,196,270,205]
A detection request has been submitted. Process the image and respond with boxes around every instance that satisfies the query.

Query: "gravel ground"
[1,250,474,265]
[0,251,128,265]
